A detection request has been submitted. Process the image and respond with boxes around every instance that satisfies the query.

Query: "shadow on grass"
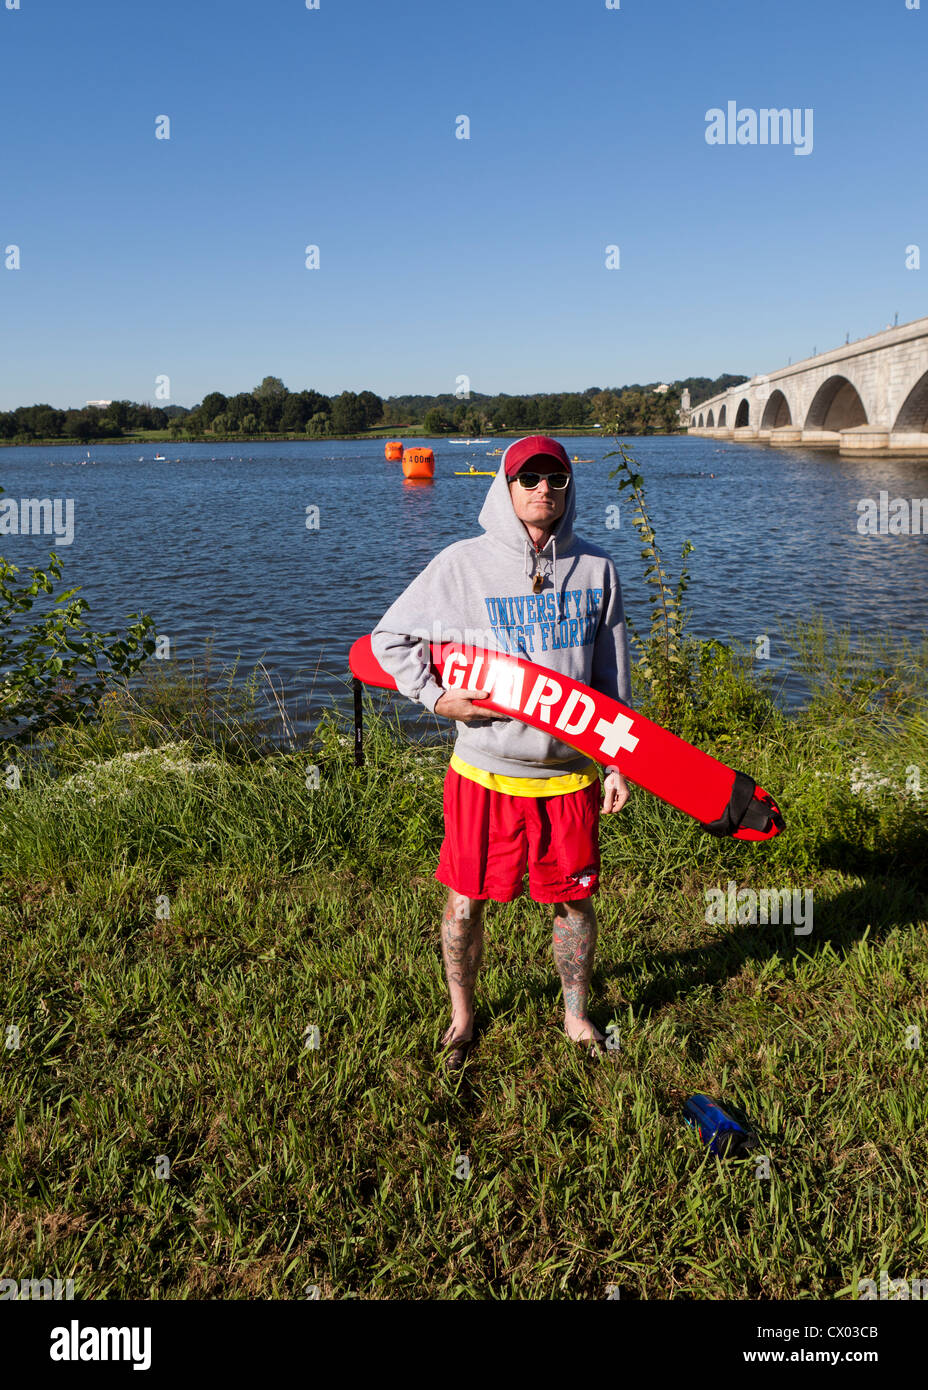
[620,849,927,1023]
[434,817,928,1073]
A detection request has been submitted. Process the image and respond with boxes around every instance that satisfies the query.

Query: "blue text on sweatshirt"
[370,444,632,779]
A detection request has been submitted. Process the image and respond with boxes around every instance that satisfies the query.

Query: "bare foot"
[564,1015,605,1044]
[441,1015,474,1047]
[440,1015,475,1070]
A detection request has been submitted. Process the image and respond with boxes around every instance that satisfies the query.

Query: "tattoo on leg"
[440,893,484,1044]
[441,894,484,990]
[552,899,598,1021]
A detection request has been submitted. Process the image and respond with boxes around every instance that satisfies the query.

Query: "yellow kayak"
[455,469,496,476]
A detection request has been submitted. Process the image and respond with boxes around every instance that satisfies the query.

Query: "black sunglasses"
[514,471,570,491]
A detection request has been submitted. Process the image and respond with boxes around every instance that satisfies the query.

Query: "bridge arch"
[698,412,704,427]
[735,398,750,427]
[804,375,867,430]
[718,404,727,426]
[893,369,928,431]
[761,389,792,428]
[706,409,715,426]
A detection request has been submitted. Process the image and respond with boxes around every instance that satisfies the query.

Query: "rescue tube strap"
[353,676,364,768]
[700,770,783,838]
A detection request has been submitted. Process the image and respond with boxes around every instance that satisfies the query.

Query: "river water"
[1,436,925,740]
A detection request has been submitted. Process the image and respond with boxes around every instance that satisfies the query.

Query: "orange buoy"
[402,446,434,480]
[384,440,404,460]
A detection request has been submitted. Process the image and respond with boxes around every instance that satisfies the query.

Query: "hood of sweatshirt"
[477,441,577,599]
[370,438,632,780]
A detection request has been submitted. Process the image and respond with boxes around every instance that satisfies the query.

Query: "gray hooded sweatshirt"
[370,441,632,780]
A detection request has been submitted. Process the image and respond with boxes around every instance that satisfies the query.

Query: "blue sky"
[1,0,925,409]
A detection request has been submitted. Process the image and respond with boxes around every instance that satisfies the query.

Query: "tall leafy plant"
[1,487,156,741]
[604,437,695,731]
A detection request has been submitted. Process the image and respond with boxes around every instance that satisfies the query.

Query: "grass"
[0,623,926,1299]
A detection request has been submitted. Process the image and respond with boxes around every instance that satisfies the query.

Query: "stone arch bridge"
[686,314,928,456]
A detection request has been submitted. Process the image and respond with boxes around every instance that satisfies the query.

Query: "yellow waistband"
[450,751,599,797]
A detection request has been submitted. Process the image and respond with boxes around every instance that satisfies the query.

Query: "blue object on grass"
[683,1093,758,1159]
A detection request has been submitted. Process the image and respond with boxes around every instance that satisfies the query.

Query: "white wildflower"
[848,757,910,800]
[56,741,222,800]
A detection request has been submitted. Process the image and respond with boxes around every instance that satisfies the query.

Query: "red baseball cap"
[504,435,572,480]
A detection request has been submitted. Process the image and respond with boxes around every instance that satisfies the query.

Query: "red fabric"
[503,435,573,479]
[435,766,601,903]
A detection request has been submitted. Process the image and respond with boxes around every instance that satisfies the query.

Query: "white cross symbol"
[593,710,639,759]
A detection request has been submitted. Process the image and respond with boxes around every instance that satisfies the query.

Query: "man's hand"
[434,688,492,723]
[602,769,631,813]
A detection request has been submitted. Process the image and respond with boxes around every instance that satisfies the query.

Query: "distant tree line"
[0,400,179,443]
[0,374,747,443]
[681,374,749,407]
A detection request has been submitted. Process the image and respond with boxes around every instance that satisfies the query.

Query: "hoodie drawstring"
[525,534,559,599]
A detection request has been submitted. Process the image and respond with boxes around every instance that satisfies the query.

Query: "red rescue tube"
[349,635,785,842]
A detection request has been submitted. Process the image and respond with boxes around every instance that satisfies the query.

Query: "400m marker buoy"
[349,635,785,842]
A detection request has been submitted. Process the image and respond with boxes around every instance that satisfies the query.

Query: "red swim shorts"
[435,766,601,903]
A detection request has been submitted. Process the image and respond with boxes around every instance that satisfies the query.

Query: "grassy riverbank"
[1,624,925,1299]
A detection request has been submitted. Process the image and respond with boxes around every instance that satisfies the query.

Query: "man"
[371,435,632,1066]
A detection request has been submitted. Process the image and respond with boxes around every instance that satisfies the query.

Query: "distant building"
[654,383,671,394]
[86,400,112,408]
